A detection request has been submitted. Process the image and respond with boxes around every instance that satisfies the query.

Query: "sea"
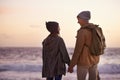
[0,47,120,80]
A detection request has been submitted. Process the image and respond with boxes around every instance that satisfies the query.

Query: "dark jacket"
[42,34,70,77]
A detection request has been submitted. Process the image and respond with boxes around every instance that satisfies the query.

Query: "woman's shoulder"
[56,35,64,41]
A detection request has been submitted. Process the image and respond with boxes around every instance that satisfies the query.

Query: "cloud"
[0,6,32,14]
[0,7,13,14]
[0,33,11,39]
[0,33,13,46]
[30,25,40,28]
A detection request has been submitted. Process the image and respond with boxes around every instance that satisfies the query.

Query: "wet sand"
[0,71,120,80]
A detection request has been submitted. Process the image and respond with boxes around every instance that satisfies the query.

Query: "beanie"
[46,21,59,33]
[77,11,91,20]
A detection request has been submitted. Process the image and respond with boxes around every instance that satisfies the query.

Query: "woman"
[42,21,70,80]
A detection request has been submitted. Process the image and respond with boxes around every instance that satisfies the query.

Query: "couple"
[42,11,105,80]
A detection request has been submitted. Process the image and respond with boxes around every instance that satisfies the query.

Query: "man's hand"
[68,66,73,73]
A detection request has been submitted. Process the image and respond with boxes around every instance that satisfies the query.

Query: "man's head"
[77,11,91,21]
[77,11,91,26]
[46,21,60,34]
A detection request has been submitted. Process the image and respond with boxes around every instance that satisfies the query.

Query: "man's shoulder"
[77,29,90,38]
[79,27,91,33]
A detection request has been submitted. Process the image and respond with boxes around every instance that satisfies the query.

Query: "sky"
[0,0,120,48]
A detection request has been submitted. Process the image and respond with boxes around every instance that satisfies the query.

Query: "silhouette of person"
[42,21,70,80]
[68,11,103,80]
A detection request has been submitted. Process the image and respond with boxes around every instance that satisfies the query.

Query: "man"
[68,11,100,80]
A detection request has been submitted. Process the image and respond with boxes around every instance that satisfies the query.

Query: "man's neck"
[81,22,89,27]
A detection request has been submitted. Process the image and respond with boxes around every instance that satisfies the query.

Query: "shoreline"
[0,71,120,80]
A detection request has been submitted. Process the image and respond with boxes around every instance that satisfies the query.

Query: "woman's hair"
[46,21,59,34]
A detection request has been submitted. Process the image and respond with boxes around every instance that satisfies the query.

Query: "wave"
[98,64,120,74]
[0,63,120,74]
[0,64,42,72]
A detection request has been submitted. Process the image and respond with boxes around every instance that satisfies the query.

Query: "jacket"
[42,34,70,77]
[70,23,100,68]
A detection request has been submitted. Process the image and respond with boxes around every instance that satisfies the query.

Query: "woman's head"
[46,21,60,34]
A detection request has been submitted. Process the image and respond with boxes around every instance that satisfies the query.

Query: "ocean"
[0,47,120,80]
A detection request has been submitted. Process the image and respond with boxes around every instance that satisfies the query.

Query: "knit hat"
[46,21,59,33]
[77,11,91,20]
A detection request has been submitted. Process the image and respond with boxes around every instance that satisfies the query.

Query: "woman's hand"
[68,66,73,73]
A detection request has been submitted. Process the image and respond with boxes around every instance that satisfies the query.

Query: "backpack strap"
[80,24,100,50]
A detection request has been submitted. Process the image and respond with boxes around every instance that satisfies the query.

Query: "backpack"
[82,24,106,56]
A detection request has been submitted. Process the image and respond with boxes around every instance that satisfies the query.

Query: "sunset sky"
[0,0,120,47]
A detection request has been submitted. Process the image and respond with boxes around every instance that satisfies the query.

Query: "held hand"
[68,66,73,73]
